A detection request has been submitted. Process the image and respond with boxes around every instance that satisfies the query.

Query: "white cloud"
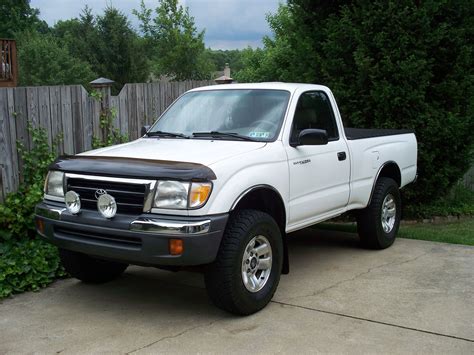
[207,39,263,50]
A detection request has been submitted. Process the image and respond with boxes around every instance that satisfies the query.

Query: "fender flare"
[230,184,284,211]
[368,161,400,205]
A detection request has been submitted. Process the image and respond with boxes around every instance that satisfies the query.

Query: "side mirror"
[291,129,328,147]
[141,125,151,136]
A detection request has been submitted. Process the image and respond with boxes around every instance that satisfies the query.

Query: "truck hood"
[79,138,267,166]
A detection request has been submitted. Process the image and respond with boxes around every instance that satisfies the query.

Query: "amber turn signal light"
[189,182,212,208]
[169,239,184,255]
[36,218,45,234]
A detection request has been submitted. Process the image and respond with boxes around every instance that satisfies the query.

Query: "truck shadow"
[60,227,361,317]
[287,226,360,249]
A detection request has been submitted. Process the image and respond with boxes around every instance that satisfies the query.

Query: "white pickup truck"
[36,83,417,315]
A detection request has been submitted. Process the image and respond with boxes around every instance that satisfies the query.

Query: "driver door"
[286,91,350,226]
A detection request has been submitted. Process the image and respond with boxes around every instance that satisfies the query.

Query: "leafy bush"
[0,124,60,241]
[0,181,43,241]
[0,239,66,298]
[404,184,474,219]
[236,0,474,206]
[0,124,65,298]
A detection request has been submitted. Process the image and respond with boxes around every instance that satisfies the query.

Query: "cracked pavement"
[1,228,473,354]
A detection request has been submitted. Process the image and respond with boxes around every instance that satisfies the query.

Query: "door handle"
[337,152,346,161]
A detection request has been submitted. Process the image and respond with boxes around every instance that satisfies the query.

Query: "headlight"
[154,181,189,209]
[153,181,212,209]
[44,171,65,197]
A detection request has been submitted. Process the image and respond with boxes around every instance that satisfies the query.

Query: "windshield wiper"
[192,131,259,142]
[146,131,190,139]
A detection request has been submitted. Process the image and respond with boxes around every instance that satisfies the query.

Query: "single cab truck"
[35,83,417,315]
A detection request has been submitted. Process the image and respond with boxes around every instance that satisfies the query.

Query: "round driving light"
[97,194,117,219]
[65,191,81,214]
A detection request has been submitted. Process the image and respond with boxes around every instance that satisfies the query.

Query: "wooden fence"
[462,165,474,191]
[0,80,214,200]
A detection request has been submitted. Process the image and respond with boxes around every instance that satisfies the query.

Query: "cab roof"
[189,82,330,94]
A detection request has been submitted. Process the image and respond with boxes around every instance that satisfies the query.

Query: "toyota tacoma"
[35,83,417,315]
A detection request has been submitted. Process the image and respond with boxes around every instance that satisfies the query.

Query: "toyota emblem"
[95,189,107,199]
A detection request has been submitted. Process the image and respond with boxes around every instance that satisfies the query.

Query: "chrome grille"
[66,175,152,214]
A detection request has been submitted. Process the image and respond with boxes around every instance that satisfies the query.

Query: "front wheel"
[204,209,283,315]
[357,177,401,249]
[59,249,128,283]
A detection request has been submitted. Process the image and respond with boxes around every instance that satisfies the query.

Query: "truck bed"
[344,128,414,140]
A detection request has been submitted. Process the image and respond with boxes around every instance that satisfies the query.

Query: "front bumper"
[35,201,228,267]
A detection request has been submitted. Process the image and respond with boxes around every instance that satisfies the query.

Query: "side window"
[290,91,339,143]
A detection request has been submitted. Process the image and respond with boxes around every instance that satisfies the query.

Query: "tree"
[95,7,149,91]
[17,32,95,86]
[236,0,474,205]
[0,0,48,38]
[208,49,244,74]
[53,6,149,92]
[134,0,212,80]
[235,47,275,83]
[53,7,101,70]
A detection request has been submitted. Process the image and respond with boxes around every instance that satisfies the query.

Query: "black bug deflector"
[50,155,217,181]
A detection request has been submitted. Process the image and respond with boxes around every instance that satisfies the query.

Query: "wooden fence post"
[10,40,18,87]
[90,77,114,143]
[0,167,4,203]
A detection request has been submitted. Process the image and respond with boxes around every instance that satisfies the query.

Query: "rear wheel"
[59,249,128,283]
[357,177,401,249]
[204,209,283,315]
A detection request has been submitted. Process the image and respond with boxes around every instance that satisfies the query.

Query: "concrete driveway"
[1,229,473,354]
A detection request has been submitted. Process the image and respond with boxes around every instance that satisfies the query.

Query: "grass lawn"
[314,218,474,246]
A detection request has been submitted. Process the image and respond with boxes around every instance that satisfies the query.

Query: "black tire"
[204,209,283,315]
[357,177,401,249]
[59,249,128,283]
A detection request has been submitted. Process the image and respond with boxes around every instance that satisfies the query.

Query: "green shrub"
[0,124,60,241]
[0,239,67,298]
[0,124,65,298]
[0,181,43,241]
[403,184,474,219]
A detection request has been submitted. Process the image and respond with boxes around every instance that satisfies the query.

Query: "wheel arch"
[230,185,289,274]
[368,161,401,204]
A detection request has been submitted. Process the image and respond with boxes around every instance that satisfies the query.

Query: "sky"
[30,0,283,50]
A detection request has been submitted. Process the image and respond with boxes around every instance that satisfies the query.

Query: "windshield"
[148,89,291,141]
